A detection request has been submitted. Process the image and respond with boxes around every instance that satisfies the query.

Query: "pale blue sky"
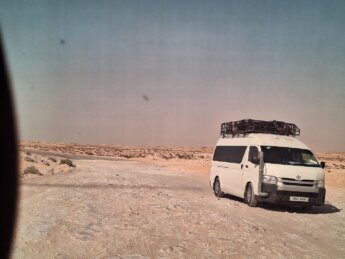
[1,0,345,150]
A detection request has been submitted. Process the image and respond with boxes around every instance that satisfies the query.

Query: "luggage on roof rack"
[220,119,300,137]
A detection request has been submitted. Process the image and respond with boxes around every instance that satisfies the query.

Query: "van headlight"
[317,180,324,188]
[262,175,277,184]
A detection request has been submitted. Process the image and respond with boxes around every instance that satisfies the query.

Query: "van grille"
[280,178,315,187]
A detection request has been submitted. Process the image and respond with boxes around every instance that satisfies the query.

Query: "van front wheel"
[213,178,224,198]
[245,183,258,207]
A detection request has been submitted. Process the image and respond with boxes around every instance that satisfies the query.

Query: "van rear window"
[213,146,247,163]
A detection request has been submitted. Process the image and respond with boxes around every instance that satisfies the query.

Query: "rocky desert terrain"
[13,142,345,258]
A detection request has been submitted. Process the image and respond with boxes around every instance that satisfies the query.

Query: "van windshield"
[261,146,320,167]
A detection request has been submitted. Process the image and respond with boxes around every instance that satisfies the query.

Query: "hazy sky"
[1,0,345,151]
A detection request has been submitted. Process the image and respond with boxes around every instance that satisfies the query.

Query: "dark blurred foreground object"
[0,31,18,258]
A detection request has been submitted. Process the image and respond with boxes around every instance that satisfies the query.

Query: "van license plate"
[290,196,309,202]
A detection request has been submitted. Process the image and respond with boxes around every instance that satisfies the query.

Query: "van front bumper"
[257,183,326,206]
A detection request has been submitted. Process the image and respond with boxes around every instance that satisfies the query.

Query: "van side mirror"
[258,151,264,166]
[320,161,326,169]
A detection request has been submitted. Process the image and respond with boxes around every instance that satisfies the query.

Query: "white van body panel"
[220,155,246,197]
[216,133,310,150]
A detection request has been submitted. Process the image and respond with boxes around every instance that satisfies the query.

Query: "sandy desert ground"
[12,142,345,258]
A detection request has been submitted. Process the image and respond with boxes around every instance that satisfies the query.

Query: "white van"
[209,120,326,209]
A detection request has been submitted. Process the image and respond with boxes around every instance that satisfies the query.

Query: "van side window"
[213,146,247,163]
[248,146,259,163]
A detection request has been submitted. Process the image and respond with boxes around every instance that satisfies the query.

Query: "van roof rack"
[220,119,300,138]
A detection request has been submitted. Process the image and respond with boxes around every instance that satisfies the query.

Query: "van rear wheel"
[245,183,258,207]
[213,178,224,198]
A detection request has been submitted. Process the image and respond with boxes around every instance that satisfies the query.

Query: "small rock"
[251,226,259,231]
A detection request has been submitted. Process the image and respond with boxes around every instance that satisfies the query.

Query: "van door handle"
[241,164,243,169]
[217,165,228,169]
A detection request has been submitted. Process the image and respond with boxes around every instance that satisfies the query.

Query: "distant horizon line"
[18,140,344,153]
[18,140,214,149]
